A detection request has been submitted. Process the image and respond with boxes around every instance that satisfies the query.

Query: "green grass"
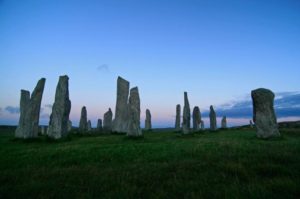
[0,127,299,198]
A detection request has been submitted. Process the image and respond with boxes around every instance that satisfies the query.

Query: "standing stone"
[97,119,103,131]
[175,104,181,131]
[87,120,92,132]
[15,90,30,138]
[112,76,130,133]
[182,92,191,134]
[47,75,71,139]
[192,106,201,131]
[145,109,152,131]
[68,120,72,132]
[127,87,142,137]
[251,88,280,138]
[40,126,45,135]
[209,105,217,131]
[15,78,46,139]
[103,108,113,132]
[200,120,204,130]
[79,106,88,133]
[221,116,227,128]
[250,120,253,128]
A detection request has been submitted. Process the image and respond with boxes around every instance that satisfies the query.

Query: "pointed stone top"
[210,105,214,110]
[82,106,86,109]
[109,108,111,111]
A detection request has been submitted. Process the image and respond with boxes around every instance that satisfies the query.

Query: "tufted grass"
[0,126,299,198]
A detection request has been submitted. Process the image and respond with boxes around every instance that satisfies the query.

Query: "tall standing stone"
[127,87,142,137]
[221,116,227,128]
[209,105,217,131]
[182,92,191,134]
[175,104,181,131]
[15,90,30,138]
[145,109,152,131]
[47,75,71,139]
[200,120,204,130]
[103,108,113,132]
[251,88,280,138]
[15,78,46,138]
[87,120,92,132]
[192,106,201,131]
[112,76,130,133]
[97,119,103,131]
[79,106,88,133]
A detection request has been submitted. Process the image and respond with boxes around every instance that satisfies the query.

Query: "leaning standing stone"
[145,109,152,131]
[47,75,71,139]
[251,88,280,138]
[182,92,191,134]
[103,108,113,132]
[175,104,181,131]
[79,106,88,133]
[192,106,201,131]
[127,87,142,137]
[209,105,217,131]
[16,78,46,139]
[221,116,227,128]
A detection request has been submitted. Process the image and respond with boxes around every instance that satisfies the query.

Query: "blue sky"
[0,0,299,127]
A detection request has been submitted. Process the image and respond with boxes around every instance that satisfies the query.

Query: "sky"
[0,0,299,128]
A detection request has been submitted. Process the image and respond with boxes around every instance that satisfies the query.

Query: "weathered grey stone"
[87,120,92,132]
[175,104,181,131]
[221,116,227,128]
[40,126,46,135]
[200,120,204,130]
[182,92,191,134]
[79,106,88,133]
[15,90,30,138]
[127,87,142,137]
[103,108,113,132]
[112,76,130,133]
[68,120,72,132]
[145,109,152,131]
[15,78,46,139]
[250,120,253,128]
[251,88,280,138]
[97,119,103,131]
[192,106,201,131]
[209,105,217,131]
[47,75,71,139]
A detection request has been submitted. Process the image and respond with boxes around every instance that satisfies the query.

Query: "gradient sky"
[0,0,300,127]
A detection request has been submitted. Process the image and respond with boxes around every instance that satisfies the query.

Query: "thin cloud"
[5,106,20,114]
[97,64,110,73]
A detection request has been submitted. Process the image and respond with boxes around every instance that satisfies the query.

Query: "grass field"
[0,127,299,198]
